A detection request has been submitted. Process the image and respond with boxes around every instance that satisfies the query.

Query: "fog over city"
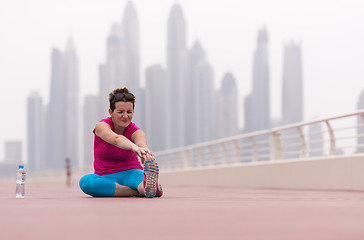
[1,0,364,162]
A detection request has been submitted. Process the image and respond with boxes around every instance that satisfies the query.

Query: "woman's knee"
[79,174,115,197]
[79,174,98,195]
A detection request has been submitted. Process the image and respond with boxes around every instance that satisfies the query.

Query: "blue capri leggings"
[79,168,144,197]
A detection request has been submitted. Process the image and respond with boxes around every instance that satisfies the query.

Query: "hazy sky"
[1,0,364,160]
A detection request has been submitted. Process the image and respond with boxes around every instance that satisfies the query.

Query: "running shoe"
[155,183,163,197]
[143,161,159,198]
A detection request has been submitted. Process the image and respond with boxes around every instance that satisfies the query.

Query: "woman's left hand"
[141,150,155,164]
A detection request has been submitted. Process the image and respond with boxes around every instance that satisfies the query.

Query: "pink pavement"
[1,180,364,240]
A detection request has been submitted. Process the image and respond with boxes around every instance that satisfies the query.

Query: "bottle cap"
[19,165,24,169]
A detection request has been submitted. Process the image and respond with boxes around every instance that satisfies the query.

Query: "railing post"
[185,148,193,169]
[297,126,307,158]
[233,140,241,163]
[196,148,203,167]
[160,156,166,171]
[270,131,281,160]
[325,120,336,155]
[208,145,216,166]
[221,142,228,164]
[250,136,258,162]
[164,154,170,170]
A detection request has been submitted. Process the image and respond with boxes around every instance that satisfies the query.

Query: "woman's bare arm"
[94,122,146,158]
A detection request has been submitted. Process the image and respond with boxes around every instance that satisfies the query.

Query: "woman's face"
[109,101,134,129]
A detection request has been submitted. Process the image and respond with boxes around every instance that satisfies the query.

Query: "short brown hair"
[109,87,135,112]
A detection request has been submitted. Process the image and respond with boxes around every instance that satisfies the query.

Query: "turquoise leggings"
[79,168,144,197]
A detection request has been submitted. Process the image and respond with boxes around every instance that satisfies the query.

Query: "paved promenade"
[1,179,364,240]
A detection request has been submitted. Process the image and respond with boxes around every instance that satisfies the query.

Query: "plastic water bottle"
[15,165,26,198]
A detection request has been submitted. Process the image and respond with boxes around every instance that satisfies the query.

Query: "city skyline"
[1,0,364,161]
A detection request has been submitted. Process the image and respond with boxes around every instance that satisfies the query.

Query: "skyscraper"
[188,41,215,144]
[145,65,168,151]
[27,91,43,172]
[245,27,270,133]
[282,42,303,125]
[132,87,146,131]
[83,95,99,169]
[122,1,140,91]
[98,23,125,119]
[219,72,239,138]
[243,94,253,133]
[167,3,187,148]
[98,1,143,123]
[46,37,79,169]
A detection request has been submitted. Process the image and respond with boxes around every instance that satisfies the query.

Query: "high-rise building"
[243,94,253,133]
[167,3,187,148]
[357,90,364,153]
[145,65,168,151]
[98,23,125,119]
[282,42,303,125]
[122,1,140,91]
[98,1,143,121]
[27,91,43,172]
[132,87,146,131]
[5,141,22,164]
[245,27,270,133]
[219,72,239,138]
[83,95,99,169]
[188,41,215,144]
[46,37,79,169]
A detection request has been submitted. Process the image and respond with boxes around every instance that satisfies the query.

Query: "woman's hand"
[139,149,155,164]
[131,144,155,164]
[131,144,148,158]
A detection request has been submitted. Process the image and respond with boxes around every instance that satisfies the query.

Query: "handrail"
[156,109,364,171]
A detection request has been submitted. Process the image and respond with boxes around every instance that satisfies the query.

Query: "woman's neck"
[112,122,125,135]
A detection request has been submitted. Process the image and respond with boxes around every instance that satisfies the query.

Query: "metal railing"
[156,110,364,171]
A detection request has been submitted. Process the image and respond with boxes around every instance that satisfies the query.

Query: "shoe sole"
[144,161,159,198]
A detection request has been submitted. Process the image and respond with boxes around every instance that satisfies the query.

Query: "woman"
[79,87,162,198]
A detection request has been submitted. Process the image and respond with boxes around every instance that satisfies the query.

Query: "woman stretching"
[79,87,162,198]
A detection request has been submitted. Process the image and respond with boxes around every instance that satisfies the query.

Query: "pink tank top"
[93,117,142,175]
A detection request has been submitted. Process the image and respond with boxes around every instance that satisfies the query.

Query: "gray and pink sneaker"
[143,161,159,198]
[155,182,163,197]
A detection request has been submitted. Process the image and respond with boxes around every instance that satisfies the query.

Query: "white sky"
[1,0,364,160]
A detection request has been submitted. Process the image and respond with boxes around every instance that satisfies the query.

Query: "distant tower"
[98,23,125,119]
[282,42,303,125]
[145,65,168,151]
[46,37,79,169]
[131,87,146,131]
[246,27,270,132]
[64,38,80,169]
[357,90,364,153]
[27,91,43,172]
[121,1,145,130]
[188,41,214,144]
[167,4,188,148]
[98,1,143,123]
[219,72,239,138]
[83,95,99,169]
[122,1,140,91]
[243,94,253,133]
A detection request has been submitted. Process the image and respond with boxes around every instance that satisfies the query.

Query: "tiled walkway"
[1,180,364,240]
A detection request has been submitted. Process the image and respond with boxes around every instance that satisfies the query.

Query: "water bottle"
[15,165,26,198]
